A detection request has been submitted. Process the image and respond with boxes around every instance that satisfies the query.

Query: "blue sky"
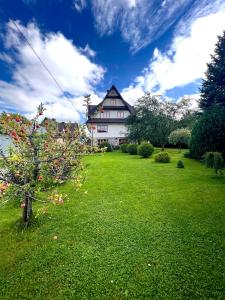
[0,0,225,121]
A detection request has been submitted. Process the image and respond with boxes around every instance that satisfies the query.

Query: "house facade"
[86,85,134,146]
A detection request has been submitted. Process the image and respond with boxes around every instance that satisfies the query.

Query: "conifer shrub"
[137,142,154,158]
[204,152,224,174]
[127,144,138,155]
[177,160,184,168]
[155,152,171,163]
[121,144,128,153]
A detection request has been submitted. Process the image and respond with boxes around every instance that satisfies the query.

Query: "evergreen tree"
[200,31,225,110]
[189,106,225,158]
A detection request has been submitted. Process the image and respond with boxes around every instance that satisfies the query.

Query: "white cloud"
[80,44,96,58]
[91,0,193,53]
[0,20,105,122]
[73,0,87,12]
[122,6,225,103]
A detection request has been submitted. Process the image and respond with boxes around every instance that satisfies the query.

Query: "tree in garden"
[126,93,178,149]
[190,31,225,158]
[204,152,224,175]
[200,31,225,110]
[189,106,225,158]
[0,104,88,225]
[168,128,191,151]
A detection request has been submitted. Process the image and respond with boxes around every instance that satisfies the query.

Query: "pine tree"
[200,31,225,110]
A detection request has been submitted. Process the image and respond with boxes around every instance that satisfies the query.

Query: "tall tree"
[126,94,177,149]
[200,31,225,110]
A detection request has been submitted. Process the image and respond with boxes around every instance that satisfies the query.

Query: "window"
[101,111,110,118]
[111,99,116,106]
[117,111,124,118]
[97,125,108,133]
[98,139,108,145]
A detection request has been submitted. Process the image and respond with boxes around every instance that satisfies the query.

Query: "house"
[86,85,134,146]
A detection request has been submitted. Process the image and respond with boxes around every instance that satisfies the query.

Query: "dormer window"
[111,99,116,106]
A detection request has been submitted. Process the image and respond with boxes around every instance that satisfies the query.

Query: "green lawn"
[1,150,225,299]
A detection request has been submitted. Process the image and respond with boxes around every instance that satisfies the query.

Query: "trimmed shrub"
[138,142,154,158]
[155,152,171,163]
[121,143,128,153]
[99,142,113,152]
[113,145,120,150]
[183,151,191,158]
[205,152,224,174]
[127,144,138,155]
[177,160,184,168]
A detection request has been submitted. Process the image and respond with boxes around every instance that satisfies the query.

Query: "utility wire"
[0,1,65,96]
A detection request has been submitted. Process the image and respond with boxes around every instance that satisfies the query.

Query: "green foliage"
[126,94,198,148]
[121,143,128,153]
[189,106,225,158]
[200,31,225,110]
[0,104,87,224]
[168,128,191,148]
[113,145,120,150]
[127,144,138,155]
[99,142,113,152]
[204,152,224,174]
[183,151,191,158]
[154,152,171,163]
[177,160,184,168]
[137,142,154,158]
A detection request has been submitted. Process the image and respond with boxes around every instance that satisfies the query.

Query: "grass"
[1,149,225,299]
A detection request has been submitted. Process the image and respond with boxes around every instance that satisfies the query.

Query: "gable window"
[97,125,108,133]
[117,111,124,118]
[101,111,110,118]
[111,99,116,106]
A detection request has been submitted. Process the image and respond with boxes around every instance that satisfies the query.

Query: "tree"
[0,104,88,225]
[200,31,225,110]
[168,128,191,151]
[189,106,225,158]
[126,94,177,149]
[190,32,225,158]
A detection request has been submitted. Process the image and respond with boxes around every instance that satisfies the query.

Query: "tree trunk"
[23,192,33,224]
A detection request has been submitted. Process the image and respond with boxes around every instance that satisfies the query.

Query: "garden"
[0,25,225,300]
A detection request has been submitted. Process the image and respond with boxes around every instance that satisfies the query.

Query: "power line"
[0,1,65,96]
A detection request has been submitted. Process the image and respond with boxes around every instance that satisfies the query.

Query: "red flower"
[38,176,43,181]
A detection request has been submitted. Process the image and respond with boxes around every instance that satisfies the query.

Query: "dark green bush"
[113,145,120,150]
[99,142,113,152]
[155,152,171,163]
[183,151,191,158]
[127,144,138,155]
[177,160,184,168]
[137,142,154,158]
[204,152,224,174]
[121,144,128,153]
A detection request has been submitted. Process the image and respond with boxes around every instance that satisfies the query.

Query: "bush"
[113,145,120,150]
[177,160,184,168]
[98,142,113,152]
[183,151,191,158]
[137,142,154,158]
[155,152,171,163]
[121,144,128,153]
[204,152,224,174]
[127,144,138,155]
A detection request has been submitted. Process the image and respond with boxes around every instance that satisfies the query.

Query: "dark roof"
[87,85,134,117]
[58,122,78,132]
[87,118,126,124]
